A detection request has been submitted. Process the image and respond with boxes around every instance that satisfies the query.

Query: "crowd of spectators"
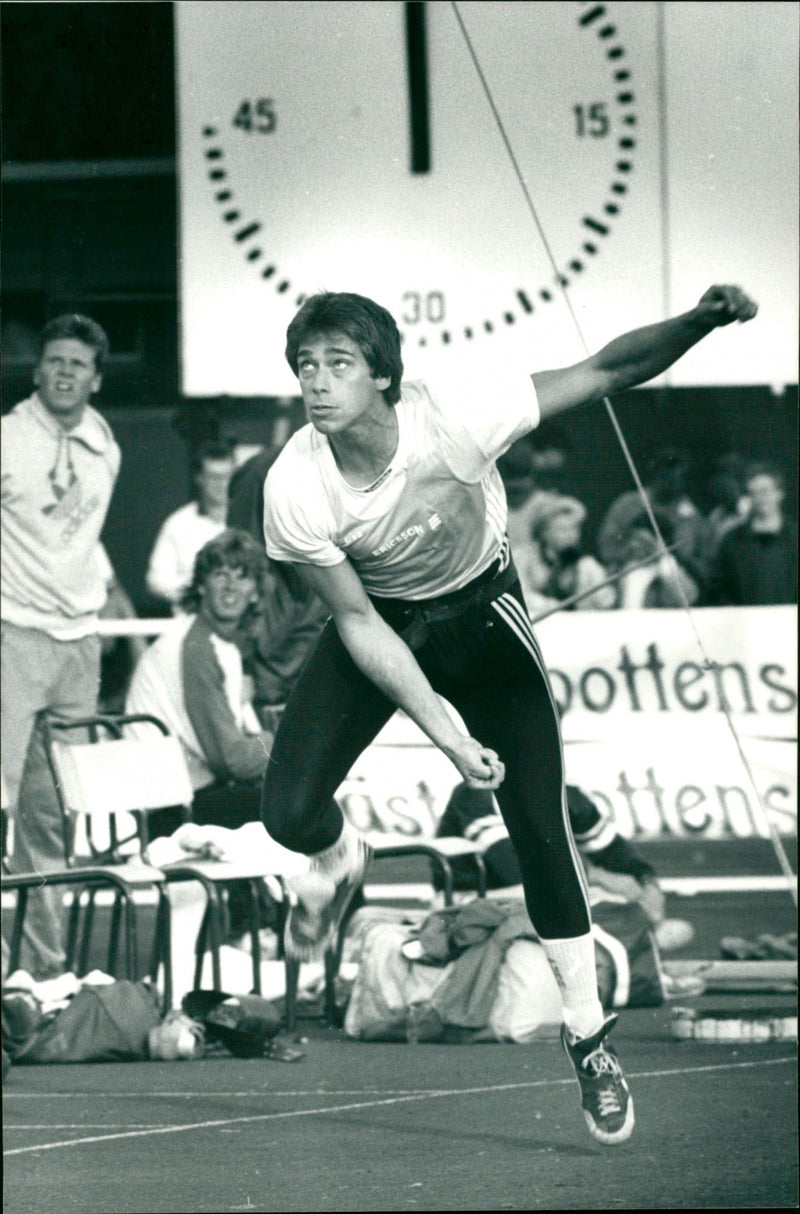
[1,311,796,981]
[501,434,796,614]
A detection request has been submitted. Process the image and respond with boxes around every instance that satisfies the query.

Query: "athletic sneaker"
[284,836,371,962]
[560,1014,635,1145]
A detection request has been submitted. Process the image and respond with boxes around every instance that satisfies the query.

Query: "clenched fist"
[695,284,758,328]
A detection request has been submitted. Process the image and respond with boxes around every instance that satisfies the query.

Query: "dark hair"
[181,528,269,618]
[39,314,111,371]
[191,437,236,475]
[285,292,404,406]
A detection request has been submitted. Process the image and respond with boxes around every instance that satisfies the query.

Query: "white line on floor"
[5,1087,443,1099]
[4,1124,174,1130]
[3,1055,795,1157]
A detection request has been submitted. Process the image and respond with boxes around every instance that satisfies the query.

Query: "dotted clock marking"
[201,0,637,343]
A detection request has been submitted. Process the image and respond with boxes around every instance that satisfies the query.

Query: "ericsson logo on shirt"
[371,514,442,557]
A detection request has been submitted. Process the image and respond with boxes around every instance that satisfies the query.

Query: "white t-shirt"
[145,502,226,606]
[125,615,262,790]
[264,368,539,600]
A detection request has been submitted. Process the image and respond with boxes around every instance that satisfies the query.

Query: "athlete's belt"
[414,557,517,621]
[370,557,518,646]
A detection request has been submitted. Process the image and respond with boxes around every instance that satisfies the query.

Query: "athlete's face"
[34,338,102,428]
[295,332,391,435]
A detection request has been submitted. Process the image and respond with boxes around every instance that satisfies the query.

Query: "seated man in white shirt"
[145,439,236,611]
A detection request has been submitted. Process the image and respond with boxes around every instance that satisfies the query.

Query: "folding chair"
[40,713,305,1026]
[365,831,488,906]
[314,830,487,1023]
[1,715,175,1008]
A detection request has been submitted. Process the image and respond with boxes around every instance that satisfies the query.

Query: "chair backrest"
[1,766,10,868]
[50,733,195,819]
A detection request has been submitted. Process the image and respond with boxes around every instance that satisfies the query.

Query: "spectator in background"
[145,438,236,611]
[1,313,119,979]
[127,530,274,833]
[500,425,574,554]
[700,453,752,566]
[608,508,699,609]
[127,528,280,942]
[704,462,797,605]
[436,782,692,955]
[226,445,329,724]
[515,496,615,617]
[597,448,712,595]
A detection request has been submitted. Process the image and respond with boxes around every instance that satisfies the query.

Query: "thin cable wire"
[450,1,796,901]
[530,543,681,624]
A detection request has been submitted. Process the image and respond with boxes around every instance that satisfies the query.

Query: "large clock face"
[177,0,662,395]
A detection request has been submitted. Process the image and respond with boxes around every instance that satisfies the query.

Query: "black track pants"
[261,577,592,939]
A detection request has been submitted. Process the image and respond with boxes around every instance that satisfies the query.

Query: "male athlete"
[261,284,757,1144]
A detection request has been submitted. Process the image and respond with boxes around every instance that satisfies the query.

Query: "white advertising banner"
[340,607,797,841]
[536,605,797,741]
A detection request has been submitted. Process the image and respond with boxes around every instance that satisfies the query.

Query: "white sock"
[541,932,606,1041]
[310,817,361,883]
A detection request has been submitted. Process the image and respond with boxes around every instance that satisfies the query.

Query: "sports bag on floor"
[11,980,162,1064]
[182,989,282,1057]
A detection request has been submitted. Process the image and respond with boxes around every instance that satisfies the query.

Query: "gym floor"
[3,1008,797,1213]
[3,840,797,1212]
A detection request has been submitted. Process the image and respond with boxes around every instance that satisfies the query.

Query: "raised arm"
[293,558,506,791]
[532,284,758,419]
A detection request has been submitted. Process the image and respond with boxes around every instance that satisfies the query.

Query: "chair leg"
[205,886,223,989]
[322,893,358,1026]
[246,879,263,995]
[193,905,209,989]
[65,890,82,973]
[119,893,139,981]
[8,887,27,974]
[274,890,298,1032]
[152,889,173,1013]
[323,948,338,1024]
[107,891,122,975]
[473,853,488,898]
[110,893,138,985]
[283,956,299,1033]
[431,856,455,906]
[78,890,98,976]
[192,884,223,990]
